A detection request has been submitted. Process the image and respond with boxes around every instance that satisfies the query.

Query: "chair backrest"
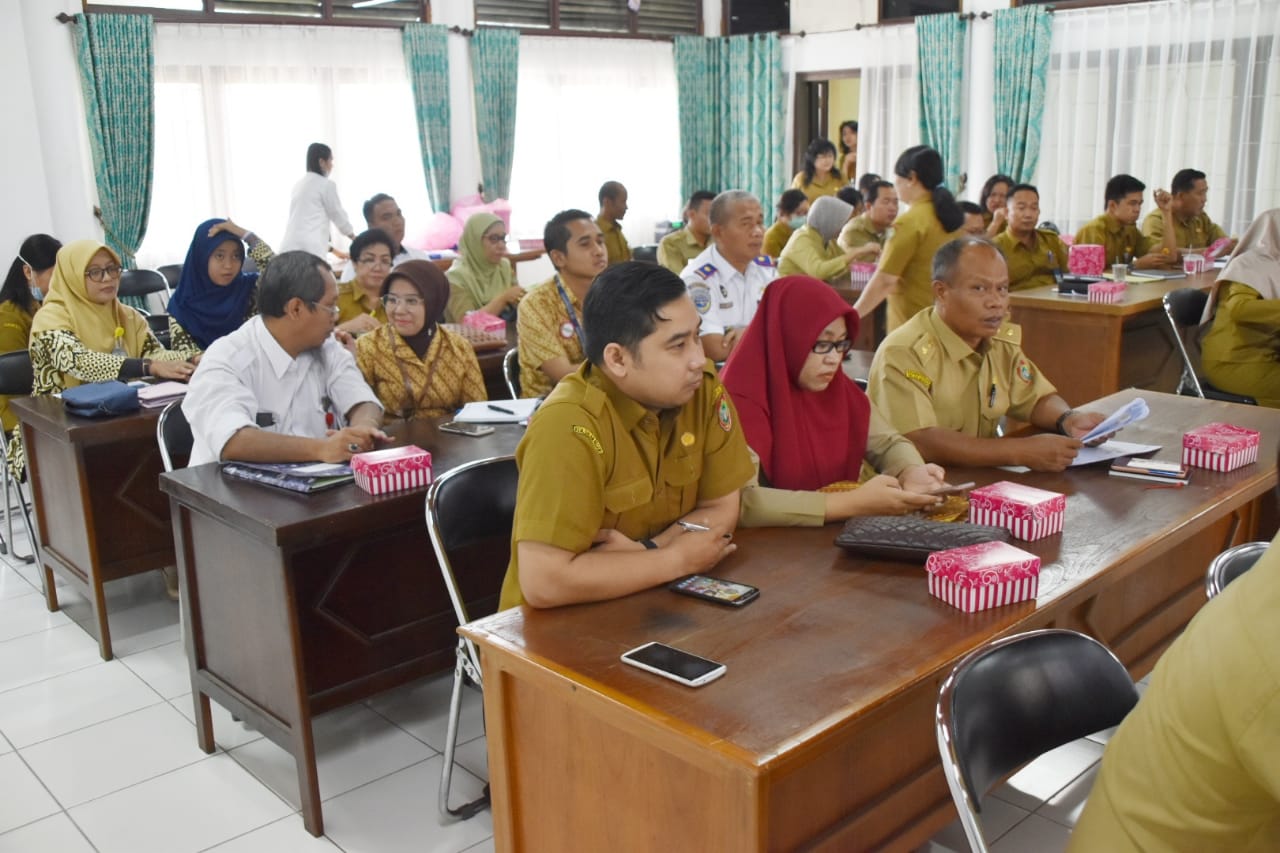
[632,244,659,263]
[1161,288,1208,398]
[157,264,182,290]
[0,350,34,398]
[426,456,518,633]
[937,629,1139,852]
[502,348,521,399]
[1206,540,1268,599]
[156,399,193,472]
[118,269,171,300]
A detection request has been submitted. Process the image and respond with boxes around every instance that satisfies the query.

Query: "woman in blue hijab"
[168,218,273,357]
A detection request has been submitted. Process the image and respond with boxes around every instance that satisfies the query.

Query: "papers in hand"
[1081,398,1149,444]
[454,399,541,423]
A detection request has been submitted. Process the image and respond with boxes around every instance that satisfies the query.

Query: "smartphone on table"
[439,421,495,437]
[621,642,726,687]
[668,574,759,607]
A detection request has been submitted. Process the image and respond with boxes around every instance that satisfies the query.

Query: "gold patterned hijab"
[30,240,149,356]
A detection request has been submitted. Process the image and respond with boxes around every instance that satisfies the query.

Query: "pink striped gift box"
[351,445,433,495]
[926,541,1041,613]
[968,481,1066,541]
[1182,423,1260,472]
[1087,281,1126,304]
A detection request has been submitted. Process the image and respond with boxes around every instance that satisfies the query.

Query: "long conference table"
[462,390,1278,852]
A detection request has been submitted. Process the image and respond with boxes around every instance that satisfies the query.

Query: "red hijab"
[721,276,870,490]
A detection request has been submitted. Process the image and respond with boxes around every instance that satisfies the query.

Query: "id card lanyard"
[555,275,587,351]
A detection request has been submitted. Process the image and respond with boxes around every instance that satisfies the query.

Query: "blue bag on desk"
[61,381,140,418]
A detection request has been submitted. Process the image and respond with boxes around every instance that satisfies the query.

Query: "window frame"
[83,0,431,28]
[473,0,703,40]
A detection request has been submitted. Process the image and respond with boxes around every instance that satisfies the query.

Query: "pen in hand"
[677,521,710,532]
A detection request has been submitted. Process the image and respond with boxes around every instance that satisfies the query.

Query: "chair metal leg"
[439,643,489,821]
[2,461,35,566]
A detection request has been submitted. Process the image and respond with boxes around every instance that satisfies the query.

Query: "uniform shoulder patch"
[751,254,776,268]
[571,424,604,454]
[905,369,932,390]
[716,396,733,432]
[694,263,717,280]
[994,323,1023,345]
[689,284,712,315]
[1016,358,1034,383]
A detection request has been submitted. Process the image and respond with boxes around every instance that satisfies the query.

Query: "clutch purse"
[62,381,140,418]
[834,515,1010,562]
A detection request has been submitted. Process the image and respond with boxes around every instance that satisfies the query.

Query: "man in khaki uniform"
[597,180,631,266]
[1141,168,1234,254]
[993,183,1071,291]
[1075,174,1179,268]
[500,261,755,610]
[657,190,715,274]
[517,209,608,398]
[867,237,1105,472]
[838,179,896,255]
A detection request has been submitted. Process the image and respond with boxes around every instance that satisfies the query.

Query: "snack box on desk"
[1182,422,1260,472]
[926,541,1041,613]
[968,481,1066,541]
[1068,244,1105,276]
[351,445,433,495]
[461,310,506,335]
[1087,280,1126,304]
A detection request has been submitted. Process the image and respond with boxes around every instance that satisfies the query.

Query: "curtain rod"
[794,6,1053,34]
[56,12,77,23]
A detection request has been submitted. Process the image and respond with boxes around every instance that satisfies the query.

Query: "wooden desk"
[1008,271,1216,406]
[159,420,525,836]
[14,397,173,660]
[477,325,518,400]
[464,391,1278,853]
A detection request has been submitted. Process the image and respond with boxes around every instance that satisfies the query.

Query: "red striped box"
[351,445,433,495]
[926,541,1041,612]
[1087,281,1126,304]
[1182,423,1260,472]
[968,481,1066,541]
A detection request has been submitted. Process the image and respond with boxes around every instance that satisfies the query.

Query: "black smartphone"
[620,642,726,687]
[668,574,759,607]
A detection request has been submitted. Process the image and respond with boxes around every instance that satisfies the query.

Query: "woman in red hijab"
[721,275,946,525]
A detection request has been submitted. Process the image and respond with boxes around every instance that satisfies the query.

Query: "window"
[87,0,428,26]
[879,0,959,24]
[474,0,699,37]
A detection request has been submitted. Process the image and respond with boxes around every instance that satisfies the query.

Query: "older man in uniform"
[993,183,1071,291]
[499,262,755,610]
[658,190,715,274]
[867,237,1105,472]
[679,190,777,363]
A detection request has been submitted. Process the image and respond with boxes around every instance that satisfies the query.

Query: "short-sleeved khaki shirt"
[838,213,888,252]
[499,360,756,610]
[994,228,1070,292]
[336,282,387,327]
[866,307,1057,439]
[879,198,961,331]
[1074,214,1155,265]
[598,217,631,266]
[1141,209,1228,249]
[516,276,585,399]
[657,227,708,275]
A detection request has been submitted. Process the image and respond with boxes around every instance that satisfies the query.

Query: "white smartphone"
[438,421,495,437]
[620,642,726,687]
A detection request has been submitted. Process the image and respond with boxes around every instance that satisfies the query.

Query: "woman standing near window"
[279,142,356,261]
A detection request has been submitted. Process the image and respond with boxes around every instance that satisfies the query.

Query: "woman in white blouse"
[279,142,356,260]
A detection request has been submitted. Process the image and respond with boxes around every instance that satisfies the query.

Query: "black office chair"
[157,264,182,291]
[632,244,659,263]
[936,629,1139,853]
[1205,540,1268,599]
[425,455,518,821]
[1162,288,1256,404]
[146,314,172,349]
[501,348,521,399]
[156,399,193,473]
[118,269,171,316]
[0,351,39,568]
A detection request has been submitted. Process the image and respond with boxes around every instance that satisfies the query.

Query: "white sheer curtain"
[507,37,681,249]
[856,24,920,183]
[142,23,431,268]
[1036,0,1280,236]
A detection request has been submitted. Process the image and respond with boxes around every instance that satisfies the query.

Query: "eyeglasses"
[357,255,392,268]
[382,294,424,309]
[811,339,854,355]
[482,233,509,245]
[85,265,123,282]
[309,301,340,317]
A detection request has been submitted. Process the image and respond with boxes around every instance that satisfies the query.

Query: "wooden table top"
[159,418,525,549]
[463,390,1278,767]
[1008,269,1217,317]
[13,396,162,445]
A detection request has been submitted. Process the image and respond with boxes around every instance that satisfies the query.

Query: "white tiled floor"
[0,523,1138,852]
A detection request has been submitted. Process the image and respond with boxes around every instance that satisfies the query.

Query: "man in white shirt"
[184,251,385,467]
[339,193,430,282]
[679,190,777,362]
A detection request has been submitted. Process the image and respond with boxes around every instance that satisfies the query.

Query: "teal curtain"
[915,14,967,192]
[469,28,519,202]
[72,13,154,281]
[403,23,451,211]
[993,6,1052,183]
[674,33,783,206]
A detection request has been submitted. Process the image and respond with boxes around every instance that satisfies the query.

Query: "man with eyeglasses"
[866,237,1105,472]
[184,251,385,467]
[338,193,430,282]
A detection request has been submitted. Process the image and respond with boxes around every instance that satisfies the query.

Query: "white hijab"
[807,196,854,244]
[1201,208,1280,323]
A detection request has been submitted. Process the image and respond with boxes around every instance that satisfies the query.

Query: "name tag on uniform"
[719,302,734,310]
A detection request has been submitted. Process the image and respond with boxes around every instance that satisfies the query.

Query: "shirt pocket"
[603,476,653,516]
[662,451,701,512]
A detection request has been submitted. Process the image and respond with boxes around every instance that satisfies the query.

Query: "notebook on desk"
[220,461,354,494]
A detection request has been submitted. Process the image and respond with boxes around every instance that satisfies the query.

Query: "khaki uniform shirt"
[1141,209,1227,249]
[866,307,1057,438]
[880,198,961,331]
[657,227,708,275]
[598,217,631,266]
[1201,282,1280,407]
[838,213,888,253]
[516,276,586,400]
[1068,532,1280,853]
[0,300,33,433]
[762,221,795,260]
[1074,214,1155,265]
[336,282,387,327]
[994,228,1070,292]
[778,226,849,283]
[789,171,844,203]
[499,360,755,610]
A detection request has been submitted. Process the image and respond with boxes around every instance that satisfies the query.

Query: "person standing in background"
[280,142,356,261]
[839,121,859,183]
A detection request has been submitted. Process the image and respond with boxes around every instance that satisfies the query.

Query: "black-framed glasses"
[85,265,123,282]
[811,339,854,355]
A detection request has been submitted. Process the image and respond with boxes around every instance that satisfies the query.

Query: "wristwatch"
[1055,409,1074,436]
[640,538,658,550]
[142,358,152,377]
